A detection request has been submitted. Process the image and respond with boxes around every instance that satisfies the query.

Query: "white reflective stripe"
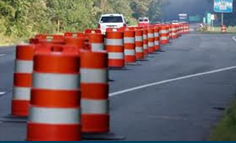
[82,99,108,114]
[15,60,33,73]
[172,33,177,36]
[29,107,80,124]
[106,39,123,46]
[33,73,79,90]
[160,30,168,34]
[81,69,107,83]
[108,53,124,60]
[143,45,148,50]
[124,37,135,44]
[143,35,147,40]
[160,37,169,41]
[135,36,143,41]
[148,42,154,47]
[136,47,144,53]
[91,43,104,51]
[125,49,135,56]
[154,33,159,37]
[148,34,154,38]
[155,41,159,46]
[13,87,31,100]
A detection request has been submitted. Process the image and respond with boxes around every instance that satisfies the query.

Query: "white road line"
[0,54,5,57]
[0,92,6,95]
[232,36,236,42]
[109,66,236,97]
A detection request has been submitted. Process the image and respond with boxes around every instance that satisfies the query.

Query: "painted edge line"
[232,36,236,42]
[0,54,5,57]
[109,66,236,97]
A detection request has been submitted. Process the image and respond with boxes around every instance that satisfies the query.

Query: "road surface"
[1,33,236,141]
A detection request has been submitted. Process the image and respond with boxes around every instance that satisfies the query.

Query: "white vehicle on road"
[98,14,127,34]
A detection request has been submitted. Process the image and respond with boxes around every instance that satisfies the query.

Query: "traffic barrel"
[64,32,86,38]
[160,25,169,45]
[135,29,144,60]
[35,35,64,45]
[85,29,102,34]
[154,26,160,51]
[64,32,86,51]
[142,28,148,55]
[147,28,155,53]
[124,30,136,63]
[86,32,105,52]
[221,25,227,33]
[105,30,125,68]
[27,45,81,141]
[80,50,109,134]
[170,25,178,39]
[11,45,35,117]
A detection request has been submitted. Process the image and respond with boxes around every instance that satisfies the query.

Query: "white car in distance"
[98,14,127,34]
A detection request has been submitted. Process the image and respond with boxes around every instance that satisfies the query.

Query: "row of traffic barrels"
[11,24,189,141]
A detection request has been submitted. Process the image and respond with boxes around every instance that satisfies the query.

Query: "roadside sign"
[207,13,212,25]
[214,0,233,13]
[211,14,215,20]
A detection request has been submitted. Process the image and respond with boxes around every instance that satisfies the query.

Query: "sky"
[161,0,213,21]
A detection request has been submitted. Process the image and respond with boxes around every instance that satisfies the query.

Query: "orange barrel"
[177,24,181,37]
[80,50,109,133]
[160,25,169,45]
[142,29,148,55]
[105,30,124,68]
[86,33,105,52]
[64,37,86,51]
[135,29,144,60]
[147,28,155,53]
[27,45,81,141]
[29,39,39,44]
[85,29,102,34]
[35,35,64,45]
[11,45,35,117]
[170,25,178,39]
[124,30,136,63]
[154,27,160,51]
[64,32,85,38]
[221,25,227,33]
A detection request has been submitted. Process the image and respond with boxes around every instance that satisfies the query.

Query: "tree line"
[0,0,163,43]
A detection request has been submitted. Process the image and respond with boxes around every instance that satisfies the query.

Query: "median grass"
[197,26,236,34]
[210,99,236,141]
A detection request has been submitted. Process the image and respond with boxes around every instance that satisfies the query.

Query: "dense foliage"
[0,0,163,43]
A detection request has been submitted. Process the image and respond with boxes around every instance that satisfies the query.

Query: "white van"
[98,14,127,34]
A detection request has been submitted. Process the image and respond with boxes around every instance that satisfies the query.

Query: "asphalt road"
[1,33,236,141]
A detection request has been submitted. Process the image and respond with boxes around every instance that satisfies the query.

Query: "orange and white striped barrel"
[154,27,160,51]
[105,30,124,68]
[64,32,86,51]
[135,29,144,60]
[142,29,148,55]
[12,45,35,117]
[81,50,109,133]
[177,24,182,37]
[221,25,227,33]
[86,32,105,52]
[124,30,136,63]
[27,45,81,141]
[64,32,85,38]
[147,28,155,53]
[170,25,178,39]
[160,25,169,45]
[35,35,64,45]
[85,29,102,34]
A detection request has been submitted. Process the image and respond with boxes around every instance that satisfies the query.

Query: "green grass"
[198,26,236,34]
[210,99,236,141]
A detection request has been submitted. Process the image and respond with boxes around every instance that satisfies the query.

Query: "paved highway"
[1,33,236,141]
